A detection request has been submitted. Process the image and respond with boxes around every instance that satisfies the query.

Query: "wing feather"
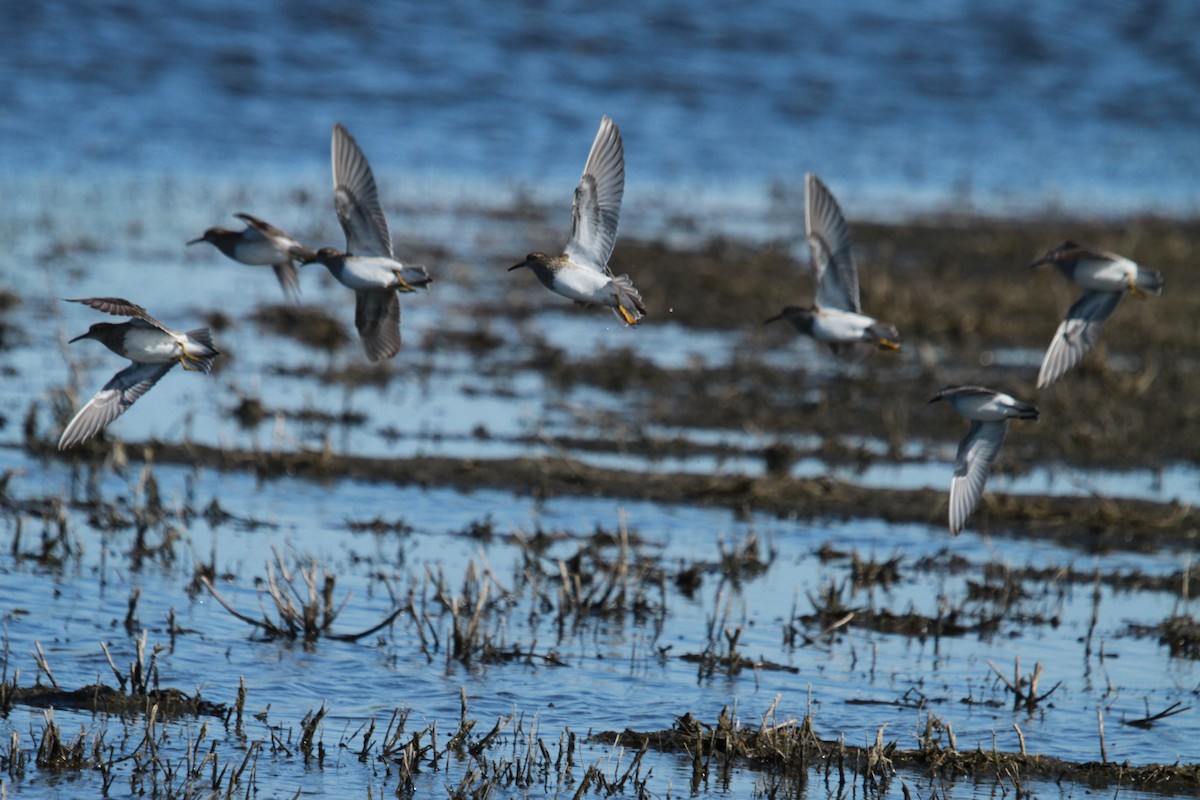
[354,289,401,362]
[66,297,169,332]
[949,420,1008,535]
[563,116,624,274]
[332,124,393,258]
[805,173,860,313]
[58,362,176,449]
[1036,290,1123,388]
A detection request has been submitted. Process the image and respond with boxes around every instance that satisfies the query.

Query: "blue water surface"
[5,0,1199,217]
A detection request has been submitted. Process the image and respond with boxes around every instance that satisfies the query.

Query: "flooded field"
[0,174,1197,798]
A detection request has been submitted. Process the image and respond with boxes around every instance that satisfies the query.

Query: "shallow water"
[1,449,1196,797]
[0,181,1197,798]
[5,1,1200,218]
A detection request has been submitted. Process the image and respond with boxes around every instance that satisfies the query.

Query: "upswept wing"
[235,212,315,259]
[949,419,1008,535]
[563,116,624,274]
[1036,290,1123,388]
[805,173,860,313]
[332,124,393,258]
[57,362,176,449]
[67,297,169,333]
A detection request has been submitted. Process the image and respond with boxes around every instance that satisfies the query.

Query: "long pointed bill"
[508,263,528,272]
[68,332,90,344]
[186,237,205,246]
[763,313,784,325]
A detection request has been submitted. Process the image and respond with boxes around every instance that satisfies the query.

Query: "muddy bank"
[556,216,1200,469]
[39,440,1200,551]
[593,708,1200,795]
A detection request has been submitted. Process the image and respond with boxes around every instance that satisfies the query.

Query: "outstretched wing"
[354,289,401,362]
[332,123,393,258]
[1036,290,1123,388]
[66,297,170,333]
[58,362,176,449]
[805,173,860,313]
[949,420,1008,535]
[563,116,624,274]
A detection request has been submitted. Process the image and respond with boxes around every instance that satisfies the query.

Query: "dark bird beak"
[186,236,205,246]
[508,262,528,272]
[68,331,90,344]
[763,313,783,325]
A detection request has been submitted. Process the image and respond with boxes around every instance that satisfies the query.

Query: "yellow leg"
[878,339,902,352]
[616,304,638,326]
[394,273,416,293]
[178,343,206,371]
[1126,274,1147,299]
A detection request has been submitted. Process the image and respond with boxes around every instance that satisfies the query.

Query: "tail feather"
[611,274,645,325]
[185,327,220,373]
[1013,402,1040,421]
[1136,268,1164,296]
[866,321,902,350]
[397,264,432,291]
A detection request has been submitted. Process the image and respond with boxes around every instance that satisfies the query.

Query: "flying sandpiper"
[188,213,316,302]
[929,385,1039,536]
[1030,241,1164,388]
[304,123,431,362]
[509,115,645,326]
[59,297,219,450]
[766,173,900,356]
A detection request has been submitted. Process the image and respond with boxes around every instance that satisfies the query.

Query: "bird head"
[302,246,344,266]
[1028,240,1080,269]
[763,306,813,325]
[69,322,119,344]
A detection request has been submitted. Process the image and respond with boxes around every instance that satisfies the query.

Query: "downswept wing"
[805,173,860,313]
[67,297,169,333]
[58,362,176,450]
[949,419,1008,535]
[354,289,401,362]
[270,263,302,303]
[332,124,393,258]
[1036,290,1123,388]
[563,116,625,274]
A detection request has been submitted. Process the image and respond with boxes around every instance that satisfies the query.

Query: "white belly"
[952,392,1018,421]
[553,265,614,305]
[811,309,874,343]
[234,238,288,265]
[1072,256,1135,292]
[338,257,400,290]
[123,327,182,363]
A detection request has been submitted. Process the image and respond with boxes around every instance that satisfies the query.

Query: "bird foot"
[616,305,638,326]
[878,339,902,352]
